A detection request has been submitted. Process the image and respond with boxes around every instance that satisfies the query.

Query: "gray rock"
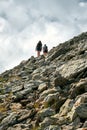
[40,88,58,98]
[39,117,58,130]
[45,125,61,130]
[12,85,24,93]
[76,103,87,118]
[38,83,47,92]
[1,112,17,128]
[57,59,87,79]
[1,32,87,130]
[59,99,74,116]
[44,92,59,108]
[14,88,33,100]
[83,120,87,127]
[37,108,55,121]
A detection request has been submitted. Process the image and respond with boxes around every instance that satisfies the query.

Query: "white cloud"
[0,0,87,73]
[79,0,87,6]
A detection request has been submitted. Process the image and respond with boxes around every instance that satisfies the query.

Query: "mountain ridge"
[0,32,87,130]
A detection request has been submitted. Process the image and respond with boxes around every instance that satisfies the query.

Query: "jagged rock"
[0,95,6,102]
[76,128,87,130]
[37,108,55,121]
[57,58,87,79]
[24,82,38,90]
[10,103,22,111]
[83,121,87,127]
[12,85,24,93]
[0,32,87,130]
[50,73,68,87]
[14,87,33,100]
[7,124,31,130]
[59,99,74,116]
[61,125,74,130]
[61,117,81,130]
[43,92,59,108]
[76,78,87,92]
[45,125,61,130]
[0,112,17,129]
[17,109,36,122]
[38,83,47,92]
[32,73,41,80]
[0,113,6,123]
[26,102,34,109]
[17,71,27,77]
[39,117,58,129]
[32,68,42,75]
[76,103,87,118]
[40,88,58,98]
[66,94,87,122]
[69,79,87,98]
[75,93,87,104]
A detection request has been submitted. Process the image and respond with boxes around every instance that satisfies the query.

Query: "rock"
[51,73,68,87]
[57,59,87,79]
[69,79,87,98]
[59,99,74,116]
[76,103,87,118]
[83,121,87,127]
[17,71,27,77]
[14,88,33,100]
[37,108,55,121]
[0,112,17,129]
[38,83,47,92]
[61,117,81,130]
[43,92,59,108]
[17,109,36,122]
[0,32,87,130]
[10,103,22,111]
[0,95,6,102]
[67,94,87,121]
[32,73,41,80]
[39,117,58,129]
[7,124,30,130]
[76,128,87,130]
[45,125,61,130]
[76,78,87,92]
[12,85,24,93]
[24,82,38,90]
[40,88,58,98]
[61,125,74,130]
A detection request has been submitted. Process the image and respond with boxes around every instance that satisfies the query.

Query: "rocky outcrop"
[0,32,87,130]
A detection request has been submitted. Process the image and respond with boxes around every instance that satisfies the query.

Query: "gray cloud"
[0,0,87,73]
[79,0,87,2]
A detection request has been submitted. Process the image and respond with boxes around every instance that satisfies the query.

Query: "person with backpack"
[43,44,48,56]
[36,40,42,57]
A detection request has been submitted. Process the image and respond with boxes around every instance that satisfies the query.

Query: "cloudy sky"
[0,0,87,73]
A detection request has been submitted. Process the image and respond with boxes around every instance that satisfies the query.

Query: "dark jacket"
[36,41,42,51]
[43,44,48,53]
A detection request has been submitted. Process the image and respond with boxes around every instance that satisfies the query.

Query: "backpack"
[43,45,48,52]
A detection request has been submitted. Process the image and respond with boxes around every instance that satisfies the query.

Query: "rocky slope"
[0,32,87,130]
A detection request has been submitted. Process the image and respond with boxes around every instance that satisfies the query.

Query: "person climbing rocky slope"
[0,32,87,130]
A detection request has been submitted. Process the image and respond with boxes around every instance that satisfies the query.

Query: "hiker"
[36,41,42,57]
[43,44,48,56]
